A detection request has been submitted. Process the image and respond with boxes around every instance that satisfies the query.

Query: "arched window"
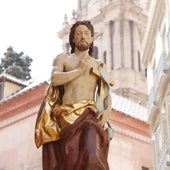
[65,43,70,53]
[130,20,134,69]
[103,51,107,64]
[0,82,4,100]
[93,46,98,59]
[138,51,141,72]
[145,68,147,77]
[109,20,114,69]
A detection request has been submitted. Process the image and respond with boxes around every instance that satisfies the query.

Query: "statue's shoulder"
[53,52,70,62]
[55,52,68,59]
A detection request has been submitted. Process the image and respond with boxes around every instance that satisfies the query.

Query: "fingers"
[97,113,105,127]
[78,60,88,72]
[98,121,105,127]
[97,112,102,119]
[97,112,110,127]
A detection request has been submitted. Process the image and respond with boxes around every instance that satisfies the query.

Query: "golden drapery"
[42,108,110,170]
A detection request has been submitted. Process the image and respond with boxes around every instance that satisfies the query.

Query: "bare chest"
[64,57,98,72]
[64,58,79,71]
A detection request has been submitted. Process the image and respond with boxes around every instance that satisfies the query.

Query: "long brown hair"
[69,20,94,57]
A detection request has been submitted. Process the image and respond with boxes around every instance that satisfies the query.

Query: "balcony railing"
[157,144,168,170]
[155,51,170,86]
[148,86,157,113]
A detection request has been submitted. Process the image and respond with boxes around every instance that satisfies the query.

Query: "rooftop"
[0,73,28,86]
[0,76,148,122]
[111,93,148,122]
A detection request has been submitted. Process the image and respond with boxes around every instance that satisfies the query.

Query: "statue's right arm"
[51,54,85,87]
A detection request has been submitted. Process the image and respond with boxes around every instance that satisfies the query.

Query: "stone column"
[133,24,140,71]
[123,20,132,68]
[105,22,112,70]
[113,20,121,69]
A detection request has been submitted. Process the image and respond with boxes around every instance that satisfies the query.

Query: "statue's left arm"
[97,92,112,127]
[91,60,113,127]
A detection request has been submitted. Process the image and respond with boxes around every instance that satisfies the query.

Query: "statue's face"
[73,25,93,51]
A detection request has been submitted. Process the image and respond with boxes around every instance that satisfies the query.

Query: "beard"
[75,41,91,51]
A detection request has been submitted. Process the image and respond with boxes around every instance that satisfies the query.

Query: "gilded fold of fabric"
[34,85,61,148]
[52,100,98,129]
[42,108,110,170]
[35,91,97,148]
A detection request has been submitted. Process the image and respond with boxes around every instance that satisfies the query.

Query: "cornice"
[57,1,148,40]
[0,73,28,86]
[0,105,39,129]
[100,0,148,24]
[111,93,148,122]
[0,84,46,123]
[112,124,151,144]
[0,81,48,104]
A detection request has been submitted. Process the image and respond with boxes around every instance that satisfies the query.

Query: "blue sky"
[0,0,77,79]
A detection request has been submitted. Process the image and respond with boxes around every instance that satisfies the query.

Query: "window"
[93,46,98,59]
[142,166,149,170]
[103,51,107,64]
[130,20,134,69]
[65,43,70,53]
[145,68,147,77]
[138,51,141,72]
[109,20,114,69]
[0,82,4,100]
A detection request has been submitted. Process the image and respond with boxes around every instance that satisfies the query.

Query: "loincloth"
[43,107,110,170]
[52,100,98,130]
[35,100,98,148]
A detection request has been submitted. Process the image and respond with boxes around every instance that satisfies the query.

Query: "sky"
[0,0,78,80]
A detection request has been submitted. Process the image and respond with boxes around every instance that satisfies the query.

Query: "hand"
[78,59,88,73]
[97,109,111,127]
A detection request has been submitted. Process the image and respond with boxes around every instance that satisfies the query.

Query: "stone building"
[142,0,170,169]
